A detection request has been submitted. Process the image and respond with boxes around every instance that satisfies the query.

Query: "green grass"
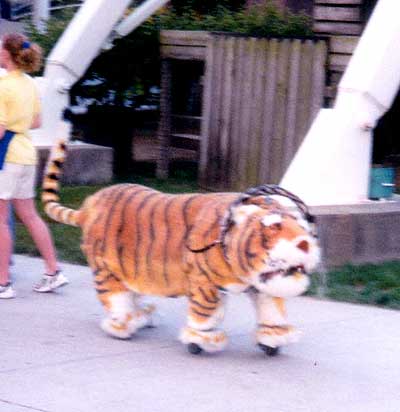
[14,169,199,266]
[15,183,103,265]
[309,262,400,310]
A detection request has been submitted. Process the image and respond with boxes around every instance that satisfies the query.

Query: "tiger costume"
[41,140,320,355]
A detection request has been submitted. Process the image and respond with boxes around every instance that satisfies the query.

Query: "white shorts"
[0,162,36,200]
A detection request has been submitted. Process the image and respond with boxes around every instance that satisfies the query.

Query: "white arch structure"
[280,0,400,205]
[31,0,170,144]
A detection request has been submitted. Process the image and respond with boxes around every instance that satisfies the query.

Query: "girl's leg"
[8,205,15,244]
[12,198,58,274]
[0,199,12,286]
[9,205,15,268]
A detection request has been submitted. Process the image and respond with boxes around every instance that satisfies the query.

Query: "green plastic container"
[369,166,395,200]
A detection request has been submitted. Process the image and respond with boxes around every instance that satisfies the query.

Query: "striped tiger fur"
[42,140,320,355]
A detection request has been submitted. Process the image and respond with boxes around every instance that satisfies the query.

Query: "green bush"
[26,2,313,106]
[157,3,312,37]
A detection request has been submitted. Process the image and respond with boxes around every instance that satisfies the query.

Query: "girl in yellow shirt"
[0,33,68,298]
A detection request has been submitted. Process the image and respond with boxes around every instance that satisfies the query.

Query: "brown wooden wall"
[314,0,364,36]
[312,0,376,103]
[199,34,328,191]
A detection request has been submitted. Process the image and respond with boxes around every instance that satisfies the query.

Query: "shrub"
[26,2,313,106]
[158,3,312,37]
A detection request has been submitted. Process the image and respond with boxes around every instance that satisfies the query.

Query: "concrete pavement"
[1,255,400,412]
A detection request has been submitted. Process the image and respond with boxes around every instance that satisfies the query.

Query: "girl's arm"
[31,114,42,129]
[0,88,6,139]
[0,114,41,138]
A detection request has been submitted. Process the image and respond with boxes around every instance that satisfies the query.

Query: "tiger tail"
[41,140,82,227]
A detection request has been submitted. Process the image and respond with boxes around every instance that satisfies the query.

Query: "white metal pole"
[33,0,50,33]
[114,0,170,37]
[32,0,171,144]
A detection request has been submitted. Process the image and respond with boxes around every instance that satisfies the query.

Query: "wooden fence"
[199,34,328,191]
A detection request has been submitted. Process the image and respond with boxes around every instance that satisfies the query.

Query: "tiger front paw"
[256,325,302,349]
[179,327,228,353]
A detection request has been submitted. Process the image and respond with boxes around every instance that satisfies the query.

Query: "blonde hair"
[2,33,43,73]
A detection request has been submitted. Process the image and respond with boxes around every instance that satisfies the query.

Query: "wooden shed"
[157,31,328,191]
[156,0,379,191]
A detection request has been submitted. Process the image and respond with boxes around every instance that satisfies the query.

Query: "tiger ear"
[231,204,262,225]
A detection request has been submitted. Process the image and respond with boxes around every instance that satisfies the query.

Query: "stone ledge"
[315,203,400,268]
[36,142,113,185]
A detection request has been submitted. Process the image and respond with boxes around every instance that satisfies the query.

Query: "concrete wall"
[36,143,113,185]
[313,202,400,268]
[0,18,24,35]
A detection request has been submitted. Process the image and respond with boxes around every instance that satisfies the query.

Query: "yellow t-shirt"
[0,70,41,165]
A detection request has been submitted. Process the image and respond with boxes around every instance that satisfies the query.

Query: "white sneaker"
[0,283,16,299]
[33,271,69,293]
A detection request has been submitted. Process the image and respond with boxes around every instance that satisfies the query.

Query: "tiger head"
[221,196,320,297]
[187,186,320,298]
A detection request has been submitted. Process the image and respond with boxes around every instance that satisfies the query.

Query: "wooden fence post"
[156,59,172,179]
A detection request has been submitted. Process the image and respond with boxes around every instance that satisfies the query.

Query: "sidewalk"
[1,255,399,412]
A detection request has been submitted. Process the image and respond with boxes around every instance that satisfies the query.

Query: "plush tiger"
[41,140,320,355]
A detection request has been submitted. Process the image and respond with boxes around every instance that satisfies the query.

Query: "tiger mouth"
[259,266,306,283]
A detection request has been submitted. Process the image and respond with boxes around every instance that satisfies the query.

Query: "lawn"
[15,170,199,266]
[309,262,400,310]
[13,171,400,311]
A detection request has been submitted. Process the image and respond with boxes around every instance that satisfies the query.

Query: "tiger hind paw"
[179,327,228,353]
[256,325,302,348]
[101,314,137,339]
[101,305,157,339]
[133,304,157,329]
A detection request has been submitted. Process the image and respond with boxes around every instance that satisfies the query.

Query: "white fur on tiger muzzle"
[250,235,320,297]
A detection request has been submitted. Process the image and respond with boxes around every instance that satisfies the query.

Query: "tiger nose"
[296,239,309,253]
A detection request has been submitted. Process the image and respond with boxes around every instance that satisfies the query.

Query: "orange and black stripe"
[41,140,81,227]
